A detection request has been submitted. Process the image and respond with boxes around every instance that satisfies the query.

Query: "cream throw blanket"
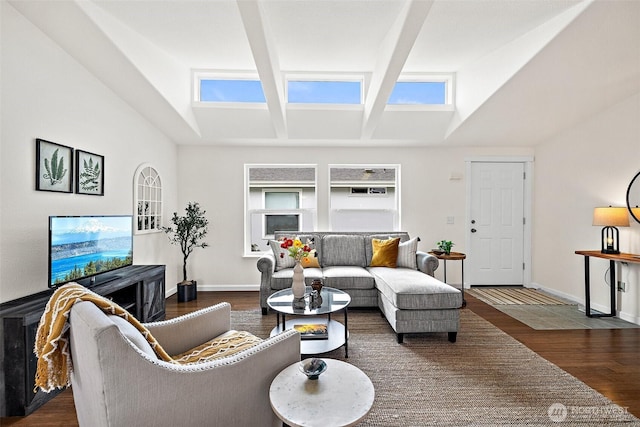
[34,283,174,392]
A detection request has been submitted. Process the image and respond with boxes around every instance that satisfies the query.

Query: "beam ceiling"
[7,0,640,147]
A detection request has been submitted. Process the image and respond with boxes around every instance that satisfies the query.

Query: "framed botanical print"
[76,150,104,196]
[35,138,73,193]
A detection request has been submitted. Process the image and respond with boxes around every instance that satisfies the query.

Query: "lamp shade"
[592,207,630,227]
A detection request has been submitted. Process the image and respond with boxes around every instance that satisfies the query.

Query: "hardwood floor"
[3,291,639,425]
[466,293,640,416]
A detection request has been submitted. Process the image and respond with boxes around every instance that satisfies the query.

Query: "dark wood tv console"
[0,264,165,417]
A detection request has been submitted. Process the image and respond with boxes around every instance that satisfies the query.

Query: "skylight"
[199,79,266,103]
[388,81,447,105]
[287,80,362,104]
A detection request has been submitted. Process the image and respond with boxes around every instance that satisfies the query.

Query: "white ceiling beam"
[361,0,434,139]
[236,0,287,139]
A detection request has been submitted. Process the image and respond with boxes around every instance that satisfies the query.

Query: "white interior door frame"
[464,156,534,288]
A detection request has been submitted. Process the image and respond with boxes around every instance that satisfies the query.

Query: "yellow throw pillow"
[301,249,321,268]
[370,237,400,267]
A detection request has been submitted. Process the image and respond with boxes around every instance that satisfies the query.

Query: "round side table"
[428,251,466,308]
[270,358,374,427]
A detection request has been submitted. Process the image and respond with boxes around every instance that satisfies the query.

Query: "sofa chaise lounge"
[257,231,462,343]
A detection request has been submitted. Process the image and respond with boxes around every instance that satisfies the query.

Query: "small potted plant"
[436,240,454,255]
[162,202,209,302]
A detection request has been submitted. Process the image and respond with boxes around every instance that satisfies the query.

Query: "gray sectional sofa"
[257,231,462,343]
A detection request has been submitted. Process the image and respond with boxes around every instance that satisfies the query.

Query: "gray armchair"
[69,301,300,427]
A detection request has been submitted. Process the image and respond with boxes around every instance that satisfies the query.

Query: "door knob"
[471,220,476,224]
[471,228,477,233]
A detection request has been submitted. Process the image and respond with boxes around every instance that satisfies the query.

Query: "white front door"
[468,162,525,285]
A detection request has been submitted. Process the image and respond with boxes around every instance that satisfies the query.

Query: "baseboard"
[166,284,259,296]
[617,311,640,325]
[528,282,582,304]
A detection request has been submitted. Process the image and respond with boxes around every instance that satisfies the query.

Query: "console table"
[0,265,165,417]
[575,251,640,318]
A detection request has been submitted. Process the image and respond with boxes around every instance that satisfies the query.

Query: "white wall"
[177,145,534,289]
[179,95,640,326]
[3,1,638,325]
[533,93,640,323]
[0,3,178,302]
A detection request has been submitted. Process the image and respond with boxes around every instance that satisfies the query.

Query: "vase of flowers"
[279,237,312,298]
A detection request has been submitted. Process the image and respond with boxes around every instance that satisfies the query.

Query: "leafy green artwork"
[43,149,67,186]
[79,156,101,192]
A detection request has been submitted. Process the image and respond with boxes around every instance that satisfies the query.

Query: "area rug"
[467,287,640,330]
[231,308,639,426]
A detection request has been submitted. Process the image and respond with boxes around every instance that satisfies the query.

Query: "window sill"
[244,251,270,258]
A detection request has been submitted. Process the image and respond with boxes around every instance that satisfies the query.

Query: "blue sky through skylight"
[200,79,266,102]
[388,82,446,105]
[200,79,447,105]
[288,81,361,104]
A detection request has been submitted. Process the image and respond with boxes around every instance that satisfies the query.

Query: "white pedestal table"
[269,358,375,427]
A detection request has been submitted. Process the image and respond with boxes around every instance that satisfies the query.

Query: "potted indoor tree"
[162,202,209,302]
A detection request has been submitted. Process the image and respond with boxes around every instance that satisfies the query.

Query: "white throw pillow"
[269,240,295,271]
[396,237,418,269]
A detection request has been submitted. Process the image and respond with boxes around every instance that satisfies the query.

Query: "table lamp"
[593,206,630,254]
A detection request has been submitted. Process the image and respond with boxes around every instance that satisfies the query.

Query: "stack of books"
[293,323,328,340]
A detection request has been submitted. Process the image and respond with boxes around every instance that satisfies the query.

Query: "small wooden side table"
[428,251,467,308]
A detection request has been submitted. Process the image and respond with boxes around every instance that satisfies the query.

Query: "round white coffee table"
[269,358,375,427]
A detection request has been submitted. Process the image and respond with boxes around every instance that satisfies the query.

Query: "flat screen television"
[48,215,133,288]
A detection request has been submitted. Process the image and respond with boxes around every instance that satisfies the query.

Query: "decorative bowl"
[431,249,445,255]
[299,358,327,380]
